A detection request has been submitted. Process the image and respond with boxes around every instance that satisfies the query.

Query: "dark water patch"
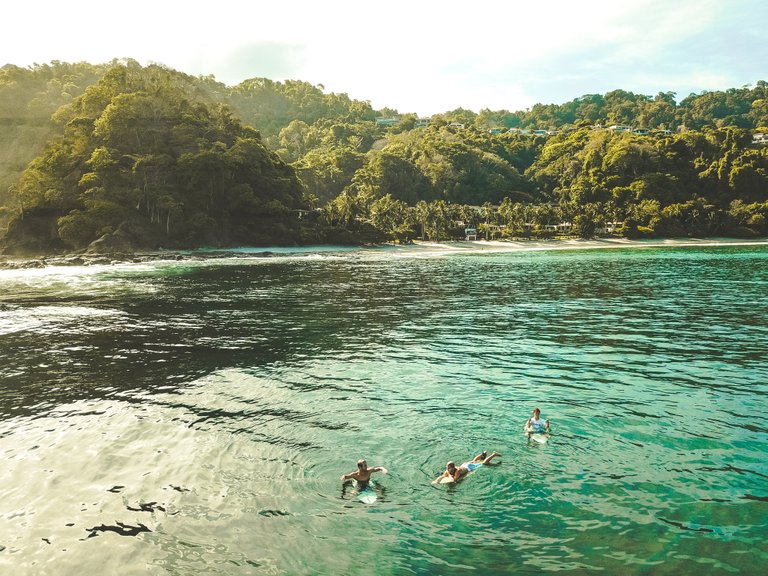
[699,464,768,479]
[658,517,715,533]
[126,501,166,513]
[257,509,290,517]
[741,494,768,502]
[84,522,151,538]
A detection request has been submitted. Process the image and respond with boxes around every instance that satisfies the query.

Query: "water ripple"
[1,244,767,574]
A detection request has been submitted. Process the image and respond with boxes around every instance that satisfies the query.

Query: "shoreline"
[411,236,768,253]
[1,236,767,270]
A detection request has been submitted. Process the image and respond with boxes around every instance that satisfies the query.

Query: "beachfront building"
[596,221,625,235]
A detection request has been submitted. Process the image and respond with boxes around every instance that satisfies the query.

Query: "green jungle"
[1,59,767,255]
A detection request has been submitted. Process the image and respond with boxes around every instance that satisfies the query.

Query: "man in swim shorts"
[433,450,501,483]
[340,459,388,489]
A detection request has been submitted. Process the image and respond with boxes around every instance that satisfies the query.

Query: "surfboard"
[526,430,549,444]
[357,482,377,504]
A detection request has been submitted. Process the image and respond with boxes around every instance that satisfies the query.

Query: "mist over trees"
[1,60,766,254]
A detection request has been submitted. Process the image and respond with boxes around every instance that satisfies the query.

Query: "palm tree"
[414,200,430,240]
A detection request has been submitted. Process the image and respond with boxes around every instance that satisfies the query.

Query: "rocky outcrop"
[86,220,163,254]
[0,209,66,256]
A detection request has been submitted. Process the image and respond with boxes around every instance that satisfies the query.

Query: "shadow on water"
[0,259,433,418]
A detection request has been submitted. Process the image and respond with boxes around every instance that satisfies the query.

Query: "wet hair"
[447,461,456,469]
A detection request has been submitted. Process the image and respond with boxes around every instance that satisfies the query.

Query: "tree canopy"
[1,60,766,254]
[2,61,307,253]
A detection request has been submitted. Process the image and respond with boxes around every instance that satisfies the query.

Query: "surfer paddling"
[433,450,501,484]
[340,459,388,489]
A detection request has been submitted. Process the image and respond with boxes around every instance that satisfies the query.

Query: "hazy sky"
[4,0,767,115]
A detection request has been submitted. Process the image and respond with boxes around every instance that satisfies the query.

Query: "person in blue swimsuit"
[433,450,501,483]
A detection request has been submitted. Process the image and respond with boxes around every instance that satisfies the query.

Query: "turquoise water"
[1,242,767,575]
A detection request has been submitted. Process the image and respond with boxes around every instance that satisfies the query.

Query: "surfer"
[433,450,501,483]
[524,407,549,435]
[340,459,388,489]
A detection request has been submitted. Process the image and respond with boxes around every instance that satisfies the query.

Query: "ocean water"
[1,241,766,575]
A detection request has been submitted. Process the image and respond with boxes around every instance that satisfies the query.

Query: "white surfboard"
[357,482,377,504]
[525,425,549,444]
[530,433,548,444]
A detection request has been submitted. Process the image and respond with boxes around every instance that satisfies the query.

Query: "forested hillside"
[1,60,766,254]
[0,62,109,227]
[1,61,309,253]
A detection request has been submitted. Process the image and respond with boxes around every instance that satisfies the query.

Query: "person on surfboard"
[340,459,388,489]
[524,407,549,435]
[433,450,501,483]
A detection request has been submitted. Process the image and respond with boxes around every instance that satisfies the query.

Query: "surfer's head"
[533,407,541,417]
[446,461,456,472]
[357,459,367,470]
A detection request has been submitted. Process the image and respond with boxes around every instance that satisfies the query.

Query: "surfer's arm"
[370,466,388,474]
[340,471,357,482]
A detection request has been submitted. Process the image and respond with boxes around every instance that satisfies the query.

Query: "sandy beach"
[406,236,768,255]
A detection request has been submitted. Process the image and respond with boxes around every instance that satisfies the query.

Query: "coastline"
[408,236,768,254]
[1,237,767,270]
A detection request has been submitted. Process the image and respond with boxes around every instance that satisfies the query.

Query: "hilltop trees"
[228,78,377,148]
[0,62,110,231]
[3,62,307,253]
[1,59,767,253]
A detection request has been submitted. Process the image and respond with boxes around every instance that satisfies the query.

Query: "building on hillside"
[596,221,625,235]
[753,132,768,145]
[375,117,399,127]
